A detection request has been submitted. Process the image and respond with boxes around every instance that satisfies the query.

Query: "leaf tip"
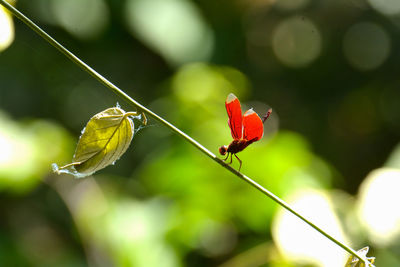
[51,162,92,178]
[51,163,60,174]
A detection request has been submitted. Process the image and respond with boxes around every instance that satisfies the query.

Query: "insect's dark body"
[226,139,254,154]
[219,138,258,171]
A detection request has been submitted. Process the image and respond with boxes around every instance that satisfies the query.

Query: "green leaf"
[52,107,139,178]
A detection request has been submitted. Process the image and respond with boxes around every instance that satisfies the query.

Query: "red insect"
[219,93,272,171]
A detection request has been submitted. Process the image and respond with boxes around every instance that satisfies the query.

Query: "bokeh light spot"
[172,63,247,104]
[343,22,390,71]
[125,0,214,66]
[198,220,237,256]
[357,168,400,246]
[272,16,321,68]
[51,0,109,40]
[272,189,348,267]
[0,5,14,51]
[0,112,73,193]
[367,0,400,16]
[0,120,33,173]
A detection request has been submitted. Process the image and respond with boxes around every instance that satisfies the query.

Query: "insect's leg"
[228,153,233,164]
[234,154,242,171]
[223,152,230,161]
[141,113,148,125]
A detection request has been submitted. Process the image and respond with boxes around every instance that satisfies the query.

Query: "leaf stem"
[0,1,369,265]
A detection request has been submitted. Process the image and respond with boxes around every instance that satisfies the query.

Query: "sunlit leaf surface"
[53,107,137,178]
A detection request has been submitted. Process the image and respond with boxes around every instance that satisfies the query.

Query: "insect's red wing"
[225,93,243,139]
[243,109,264,142]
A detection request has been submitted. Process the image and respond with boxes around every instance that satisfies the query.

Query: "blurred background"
[1,0,400,266]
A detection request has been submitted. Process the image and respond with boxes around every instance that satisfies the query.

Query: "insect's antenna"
[262,108,272,124]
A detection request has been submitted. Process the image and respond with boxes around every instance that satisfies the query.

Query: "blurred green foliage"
[1,0,400,266]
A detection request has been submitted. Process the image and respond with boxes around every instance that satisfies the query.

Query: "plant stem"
[0,1,369,265]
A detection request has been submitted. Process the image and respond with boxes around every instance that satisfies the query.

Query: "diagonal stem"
[0,1,370,265]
